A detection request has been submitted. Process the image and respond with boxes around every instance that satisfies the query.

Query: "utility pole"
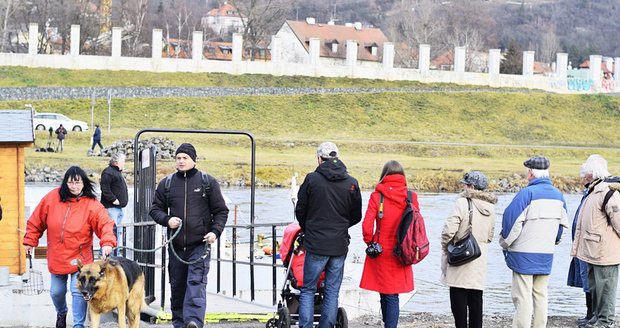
[107,89,111,133]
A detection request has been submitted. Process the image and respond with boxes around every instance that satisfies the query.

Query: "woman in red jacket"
[360,160,418,328]
[23,166,116,328]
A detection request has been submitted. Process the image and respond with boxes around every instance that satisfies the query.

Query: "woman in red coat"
[23,166,116,328]
[360,160,418,328]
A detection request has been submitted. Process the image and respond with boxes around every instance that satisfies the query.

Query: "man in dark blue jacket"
[90,124,103,154]
[150,143,229,328]
[295,141,362,328]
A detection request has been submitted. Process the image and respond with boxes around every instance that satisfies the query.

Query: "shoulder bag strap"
[373,193,384,243]
[466,198,474,234]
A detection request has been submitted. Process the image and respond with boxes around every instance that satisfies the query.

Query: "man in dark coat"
[150,143,229,328]
[100,152,128,250]
[295,141,362,328]
[55,124,67,152]
[90,124,103,154]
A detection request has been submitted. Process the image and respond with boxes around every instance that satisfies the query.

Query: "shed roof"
[0,110,34,143]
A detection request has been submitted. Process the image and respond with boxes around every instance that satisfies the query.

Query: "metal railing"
[117,220,291,311]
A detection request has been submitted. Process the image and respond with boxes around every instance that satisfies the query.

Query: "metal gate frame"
[132,128,256,303]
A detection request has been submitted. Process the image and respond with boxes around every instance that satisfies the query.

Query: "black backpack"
[163,171,211,208]
[602,177,620,219]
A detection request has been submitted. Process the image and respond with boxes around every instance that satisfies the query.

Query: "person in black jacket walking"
[100,152,128,249]
[150,143,229,328]
[295,141,362,328]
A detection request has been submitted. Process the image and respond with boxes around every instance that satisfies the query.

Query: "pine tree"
[501,40,523,75]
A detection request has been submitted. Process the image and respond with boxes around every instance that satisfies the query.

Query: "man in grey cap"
[499,156,569,328]
[295,141,362,328]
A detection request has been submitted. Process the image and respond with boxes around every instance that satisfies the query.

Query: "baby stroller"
[266,223,348,328]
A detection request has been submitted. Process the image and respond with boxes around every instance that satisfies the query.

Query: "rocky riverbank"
[24,165,583,193]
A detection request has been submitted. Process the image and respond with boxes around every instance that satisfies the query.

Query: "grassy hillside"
[0,66,455,88]
[2,67,619,191]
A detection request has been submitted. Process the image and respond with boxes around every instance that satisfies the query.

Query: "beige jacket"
[440,189,497,291]
[571,180,620,265]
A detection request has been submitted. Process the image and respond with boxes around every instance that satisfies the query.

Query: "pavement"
[0,256,277,328]
[0,249,388,328]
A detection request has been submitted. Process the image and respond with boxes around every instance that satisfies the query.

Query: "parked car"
[33,112,89,132]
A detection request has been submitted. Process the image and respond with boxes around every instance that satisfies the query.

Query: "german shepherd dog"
[77,257,145,328]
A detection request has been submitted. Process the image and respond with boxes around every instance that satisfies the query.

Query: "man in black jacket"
[150,143,229,328]
[100,152,128,250]
[295,141,362,328]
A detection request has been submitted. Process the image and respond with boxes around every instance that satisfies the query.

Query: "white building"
[201,2,245,35]
[274,18,389,67]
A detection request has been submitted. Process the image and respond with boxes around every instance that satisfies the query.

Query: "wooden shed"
[0,110,34,274]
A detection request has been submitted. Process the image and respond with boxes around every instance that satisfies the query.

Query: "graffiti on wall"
[601,78,616,91]
[565,78,617,92]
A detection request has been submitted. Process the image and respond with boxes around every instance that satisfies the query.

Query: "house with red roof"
[579,58,615,75]
[274,18,389,66]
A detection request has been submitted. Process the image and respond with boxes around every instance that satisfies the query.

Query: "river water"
[25,184,611,316]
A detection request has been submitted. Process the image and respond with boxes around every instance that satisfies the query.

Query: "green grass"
[3,67,620,191]
[0,66,471,89]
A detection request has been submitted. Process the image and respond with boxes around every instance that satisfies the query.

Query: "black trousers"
[450,287,483,328]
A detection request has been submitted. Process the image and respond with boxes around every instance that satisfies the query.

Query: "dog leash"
[113,221,211,265]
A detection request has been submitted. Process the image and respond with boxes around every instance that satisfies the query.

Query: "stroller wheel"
[266,318,278,328]
[277,306,291,328]
[336,307,348,328]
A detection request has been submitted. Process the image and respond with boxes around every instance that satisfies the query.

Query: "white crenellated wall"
[2,23,618,94]
[418,44,430,73]
[383,42,394,70]
[70,25,80,56]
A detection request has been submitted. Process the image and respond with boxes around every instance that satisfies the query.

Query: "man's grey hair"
[579,163,588,178]
[530,168,550,179]
[583,154,611,180]
[109,152,126,166]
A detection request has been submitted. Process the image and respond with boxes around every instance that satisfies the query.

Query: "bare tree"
[18,0,54,54]
[160,0,195,58]
[538,26,561,64]
[119,0,150,56]
[385,1,442,48]
[0,0,13,52]
[383,0,443,67]
[48,0,82,55]
[438,1,493,72]
[231,0,292,60]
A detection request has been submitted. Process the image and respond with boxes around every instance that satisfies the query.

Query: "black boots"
[586,291,594,319]
[55,313,67,328]
[578,292,594,326]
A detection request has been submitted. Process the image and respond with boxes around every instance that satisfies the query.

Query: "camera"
[365,242,383,258]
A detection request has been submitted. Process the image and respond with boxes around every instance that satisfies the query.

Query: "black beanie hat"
[175,143,197,162]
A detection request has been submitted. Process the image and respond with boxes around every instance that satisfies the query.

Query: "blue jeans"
[50,272,87,328]
[380,293,399,328]
[299,252,346,328]
[107,207,124,248]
